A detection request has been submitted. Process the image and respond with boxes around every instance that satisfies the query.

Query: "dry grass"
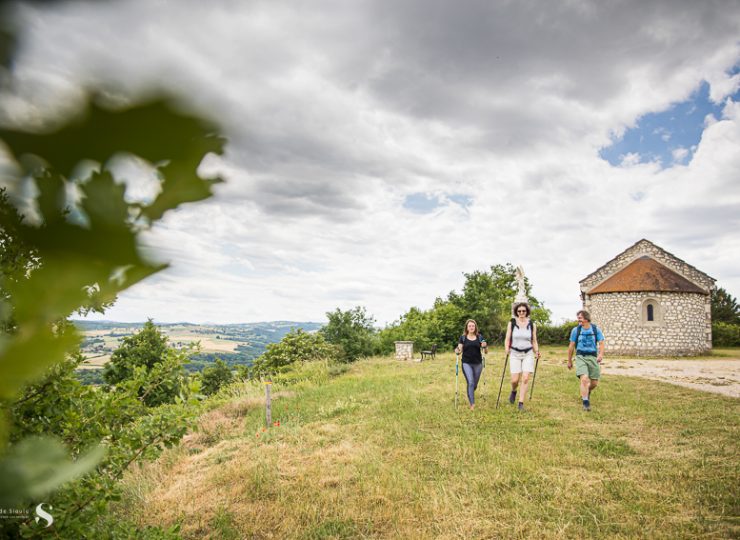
[113,354,739,539]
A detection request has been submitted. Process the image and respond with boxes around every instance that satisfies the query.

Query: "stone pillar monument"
[513,265,529,315]
[394,341,414,361]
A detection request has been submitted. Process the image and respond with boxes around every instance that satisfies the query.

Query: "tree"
[320,306,377,362]
[377,263,552,352]
[711,287,740,325]
[251,329,340,377]
[450,263,551,342]
[200,359,234,396]
[104,320,169,383]
[103,320,190,407]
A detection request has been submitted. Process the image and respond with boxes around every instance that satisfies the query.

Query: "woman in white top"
[504,302,540,411]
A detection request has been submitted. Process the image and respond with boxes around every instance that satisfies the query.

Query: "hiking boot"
[508,391,517,404]
[583,402,591,412]
[517,402,524,412]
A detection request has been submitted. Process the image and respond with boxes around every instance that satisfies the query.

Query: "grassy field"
[115,353,739,539]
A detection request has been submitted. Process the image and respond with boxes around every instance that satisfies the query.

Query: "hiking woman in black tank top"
[454,319,488,410]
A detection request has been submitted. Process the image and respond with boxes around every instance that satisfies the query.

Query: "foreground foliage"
[0,94,223,536]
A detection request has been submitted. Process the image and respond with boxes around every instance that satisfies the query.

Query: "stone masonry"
[580,239,715,356]
[585,291,709,356]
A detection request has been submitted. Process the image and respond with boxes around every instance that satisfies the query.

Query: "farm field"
[75,321,323,372]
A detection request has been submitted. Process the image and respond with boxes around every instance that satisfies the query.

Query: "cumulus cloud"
[2,0,740,324]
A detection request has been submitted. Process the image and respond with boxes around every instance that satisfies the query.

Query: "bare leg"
[518,372,531,403]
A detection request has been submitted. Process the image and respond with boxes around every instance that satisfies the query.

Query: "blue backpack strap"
[576,324,599,349]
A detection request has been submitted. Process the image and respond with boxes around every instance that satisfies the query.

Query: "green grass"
[118,353,739,539]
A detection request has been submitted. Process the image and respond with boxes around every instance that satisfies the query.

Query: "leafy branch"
[0,95,224,510]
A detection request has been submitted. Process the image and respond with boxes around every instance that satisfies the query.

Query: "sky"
[1,0,739,326]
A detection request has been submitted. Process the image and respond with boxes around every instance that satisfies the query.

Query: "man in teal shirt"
[567,310,605,411]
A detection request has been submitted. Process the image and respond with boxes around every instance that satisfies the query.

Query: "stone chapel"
[579,239,715,356]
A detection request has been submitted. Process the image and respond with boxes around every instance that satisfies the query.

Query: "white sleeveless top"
[511,320,532,350]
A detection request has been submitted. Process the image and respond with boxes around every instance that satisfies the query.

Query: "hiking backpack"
[509,318,534,347]
[575,323,600,348]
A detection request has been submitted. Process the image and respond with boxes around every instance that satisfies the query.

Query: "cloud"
[671,147,689,163]
[3,0,740,324]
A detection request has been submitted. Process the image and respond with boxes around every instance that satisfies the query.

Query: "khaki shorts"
[575,354,601,380]
[510,349,535,374]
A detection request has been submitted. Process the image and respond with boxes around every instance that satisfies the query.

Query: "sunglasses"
[516,309,527,313]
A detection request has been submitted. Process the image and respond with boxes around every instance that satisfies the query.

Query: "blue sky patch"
[403,192,473,213]
[447,193,473,210]
[403,192,441,213]
[600,81,740,168]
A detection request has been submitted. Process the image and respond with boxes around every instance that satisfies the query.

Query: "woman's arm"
[533,322,540,358]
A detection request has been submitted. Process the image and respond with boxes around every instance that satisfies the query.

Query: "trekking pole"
[480,350,486,399]
[455,351,460,409]
[496,352,509,409]
[529,352,540,400]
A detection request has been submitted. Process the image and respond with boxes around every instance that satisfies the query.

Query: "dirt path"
[602,359,740,398]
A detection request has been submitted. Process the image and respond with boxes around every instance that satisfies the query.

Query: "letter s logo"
[35,503,54,528]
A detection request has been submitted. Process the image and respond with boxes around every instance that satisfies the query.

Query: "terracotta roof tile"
[580,238,715,285]
[588,256,707,294]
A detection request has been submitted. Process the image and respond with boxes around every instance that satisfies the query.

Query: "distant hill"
[73,320,323,335]
[73,321,324,381]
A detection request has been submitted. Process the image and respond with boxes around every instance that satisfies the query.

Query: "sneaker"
[517,402,524,412]
[582,402,591,412]
[508,391,517,404]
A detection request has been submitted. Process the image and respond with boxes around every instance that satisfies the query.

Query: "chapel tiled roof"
[580,238,715,285]
[588,256,708,294]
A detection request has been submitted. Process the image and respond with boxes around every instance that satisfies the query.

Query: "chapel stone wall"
[585,291,711,356]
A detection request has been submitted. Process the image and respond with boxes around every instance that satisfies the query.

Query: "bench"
[420,344,438,361]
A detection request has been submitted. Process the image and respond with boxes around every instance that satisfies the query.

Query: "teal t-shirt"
[569,325,604,354]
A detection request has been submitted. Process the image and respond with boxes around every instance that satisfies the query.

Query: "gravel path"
[602,359,740,397]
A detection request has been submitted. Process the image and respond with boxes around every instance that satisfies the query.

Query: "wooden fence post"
[265,381,272,428]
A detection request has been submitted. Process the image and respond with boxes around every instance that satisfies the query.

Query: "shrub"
[320,306,377,362]
[712,322,740,347]
[201,359,235,396]
[535,321,577,345]
[250,329,341,378]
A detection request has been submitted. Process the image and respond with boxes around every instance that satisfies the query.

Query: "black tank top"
[459,334,484,364]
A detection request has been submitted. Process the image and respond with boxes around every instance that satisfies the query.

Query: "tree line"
[250,275,740,378]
